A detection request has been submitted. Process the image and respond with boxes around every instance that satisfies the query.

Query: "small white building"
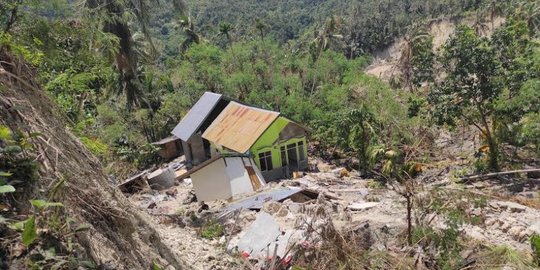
[189,155,266,201]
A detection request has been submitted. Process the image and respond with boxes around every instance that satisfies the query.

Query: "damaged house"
[171,92,229,168]
[203,101,308,181]
[172,93,308,201]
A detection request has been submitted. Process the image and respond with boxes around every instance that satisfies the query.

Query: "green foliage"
[21,216,37,246]
[532,234,540,265]
[0,125,39,190]
[0,32,44,65]
[429,25,501,170]
[79,137,108,156]
[30,199,64,209]
[200,221,224,239]
[0,184,15,193]
[188,0,486,56]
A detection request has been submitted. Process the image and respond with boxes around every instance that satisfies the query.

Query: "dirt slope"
[365,16,506,81]
[0,51,187,269]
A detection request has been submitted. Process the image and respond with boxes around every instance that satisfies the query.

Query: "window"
[298,141,305,161]
[280,146,287,166]
[258,151,273,171]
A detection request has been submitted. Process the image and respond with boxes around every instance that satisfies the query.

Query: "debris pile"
[120,159,540,269]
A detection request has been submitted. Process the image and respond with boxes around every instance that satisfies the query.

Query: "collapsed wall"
[0,51,186,269]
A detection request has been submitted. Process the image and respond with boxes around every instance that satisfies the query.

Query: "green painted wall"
[251,116,307,170]
[211,115,307,172]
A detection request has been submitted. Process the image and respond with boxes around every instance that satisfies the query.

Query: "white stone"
[347,202,380,211]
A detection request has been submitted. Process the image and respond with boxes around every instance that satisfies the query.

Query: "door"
[245,166,261,191]
[286,143,299,170]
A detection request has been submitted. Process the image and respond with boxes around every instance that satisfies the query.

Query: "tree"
[398,27,433,91]
[179,15,202,54]
[309,16,343,63]
[254,18,268,41]
[428,25,502,171]
[0,0,22,33]
[517,0,540,35]
[85,0,186,108]
[334,106,378,175]
[218,22,234,46]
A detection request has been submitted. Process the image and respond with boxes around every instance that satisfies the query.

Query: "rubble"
[121,157,540,268]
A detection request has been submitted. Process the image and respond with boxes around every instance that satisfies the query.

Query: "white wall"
[191,159,232,201]
[226,157,266,198]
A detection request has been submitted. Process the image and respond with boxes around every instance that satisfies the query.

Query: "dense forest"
[1,0,540,268]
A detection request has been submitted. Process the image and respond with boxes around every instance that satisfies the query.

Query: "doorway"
[286,143,299,171]
[245,166,261,191]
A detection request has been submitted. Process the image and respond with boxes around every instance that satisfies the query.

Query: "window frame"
[258,151,273,171]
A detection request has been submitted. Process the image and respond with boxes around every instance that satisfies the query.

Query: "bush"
[201,222,224,240]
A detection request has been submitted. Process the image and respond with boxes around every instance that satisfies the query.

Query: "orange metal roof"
[202,101,279,153]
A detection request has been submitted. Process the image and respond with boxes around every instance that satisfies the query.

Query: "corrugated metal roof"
[171,92,223,141]
[202,102,279,153]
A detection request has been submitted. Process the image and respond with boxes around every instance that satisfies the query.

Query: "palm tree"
[218,22,234,47]
[472,12,490,36]
[518,0,540,35]
[309,16,343,63]
[254,18,268,41]
[179,15,202,54]
[398,27,431,92]
[85,0,186,109]
[485,0,505,29]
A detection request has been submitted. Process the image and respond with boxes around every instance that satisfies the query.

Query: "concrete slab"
[236,212,281,257]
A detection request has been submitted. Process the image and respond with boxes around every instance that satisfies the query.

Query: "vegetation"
[1,0,540,268]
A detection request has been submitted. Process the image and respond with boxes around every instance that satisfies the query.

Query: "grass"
[200,221,224,239]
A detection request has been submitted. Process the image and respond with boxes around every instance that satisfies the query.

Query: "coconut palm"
[85,0,186,109]
[179,15,202,54]
[254,18,269,41]
[398,27,431,92]
[518,0,540,35]
[218,22,234,46]
[309,16,343,63]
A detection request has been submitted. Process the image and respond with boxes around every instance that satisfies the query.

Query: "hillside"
[0,50,189,269]
[366,15,506,81]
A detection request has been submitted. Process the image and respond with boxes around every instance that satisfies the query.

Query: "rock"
[165,188,178,197]
[262,201,282,214]
[518,230,531,242]
[331,167,349,178]
[287,203,304,214]
[508,226,523,240]
[529,221,540,234]
[347,202,380,211]
[492,201,527,213]
[276,206,289,217]
[147,168,175,190]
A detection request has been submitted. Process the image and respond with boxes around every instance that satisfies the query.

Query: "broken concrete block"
[287,203,304,214]
[147,168,175,190]
[276,205,289,217]
[347,202,380,211]
[493,201,527,213]
[262,201,282,214]
[236,212,281,257]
